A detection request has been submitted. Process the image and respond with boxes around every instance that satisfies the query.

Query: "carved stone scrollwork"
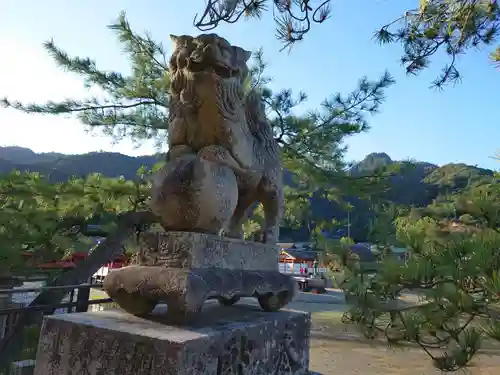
[34,302,314,375]
[273,329,302,374]
[217,336,258,375]
[216,328,305,375]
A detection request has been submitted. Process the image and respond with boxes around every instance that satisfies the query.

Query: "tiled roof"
[281,249,319,261]
[281,243,377,262]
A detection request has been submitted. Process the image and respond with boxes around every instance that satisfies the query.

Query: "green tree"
[0,170,153,277]
[193,0,500,87]
[343,178,500,371]
[0,167,157,372]
[366,202,409,260]
[317,235,355,273]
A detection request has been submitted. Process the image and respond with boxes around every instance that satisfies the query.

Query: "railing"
[0,282,115,375]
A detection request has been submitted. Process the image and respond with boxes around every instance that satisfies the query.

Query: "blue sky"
[1,0,499,169]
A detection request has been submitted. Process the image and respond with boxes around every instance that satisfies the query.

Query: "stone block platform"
[103,266,297,323]
[103,231,297,323]
[34,304,315,375]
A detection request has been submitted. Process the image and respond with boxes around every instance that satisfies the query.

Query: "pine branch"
[1,98,161,115]
[108,11,169,72]
[0,168,154,278]
[2,12,169,144]
[194,0,332,50]
[1,96,167,143]
[43,39,127,92]
[265,70,395,185]
[374,0,500,88]
[195,1,500,87]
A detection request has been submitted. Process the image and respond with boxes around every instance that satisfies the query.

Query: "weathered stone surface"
[150,33,283,245]
[34,304,312,375]
[150,152,239,237]
[103,265,297,324]
[136,231,279,271]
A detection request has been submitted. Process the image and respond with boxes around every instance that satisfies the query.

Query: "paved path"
[199,289,349,314]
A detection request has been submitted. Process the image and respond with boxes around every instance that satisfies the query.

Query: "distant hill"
[350,152,397,174]
[0,146,64,165]
[0,146,494,241]
[0,147,163,181]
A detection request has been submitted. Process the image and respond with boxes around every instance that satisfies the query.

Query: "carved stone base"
[135,231,280,271]
[103,265,297,324]
[34,304,313,375]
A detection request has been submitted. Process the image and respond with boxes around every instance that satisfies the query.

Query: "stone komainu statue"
[150,33,283,244]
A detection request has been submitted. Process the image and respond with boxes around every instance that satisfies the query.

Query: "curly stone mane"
[245,90,279,160]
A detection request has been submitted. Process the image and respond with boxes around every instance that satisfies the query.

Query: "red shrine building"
[277,243,327,275]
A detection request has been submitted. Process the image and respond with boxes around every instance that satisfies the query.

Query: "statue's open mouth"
[188,58,239,79]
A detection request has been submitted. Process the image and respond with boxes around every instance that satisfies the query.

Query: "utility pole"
[347,210,351,239]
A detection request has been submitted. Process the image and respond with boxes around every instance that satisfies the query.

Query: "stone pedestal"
[34,304,315,375]
[103,232,297,323]
[135,231,280,271]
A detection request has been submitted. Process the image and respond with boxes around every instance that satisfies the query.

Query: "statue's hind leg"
[259,180,283,245]
[224,191,256,239]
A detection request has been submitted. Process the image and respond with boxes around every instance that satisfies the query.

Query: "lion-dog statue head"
[168,33,255,170]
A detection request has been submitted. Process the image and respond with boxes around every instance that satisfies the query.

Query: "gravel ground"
[286,291,500,375]
[309,316,500,375]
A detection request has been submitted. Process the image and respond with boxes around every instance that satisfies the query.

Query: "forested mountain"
[0,146,162,181]
[0,147,495,241]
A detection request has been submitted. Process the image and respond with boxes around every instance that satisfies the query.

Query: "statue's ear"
[234,46,252,63]
[170,34,192,47]
[170,34,180,45]
[242,49,252,63]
